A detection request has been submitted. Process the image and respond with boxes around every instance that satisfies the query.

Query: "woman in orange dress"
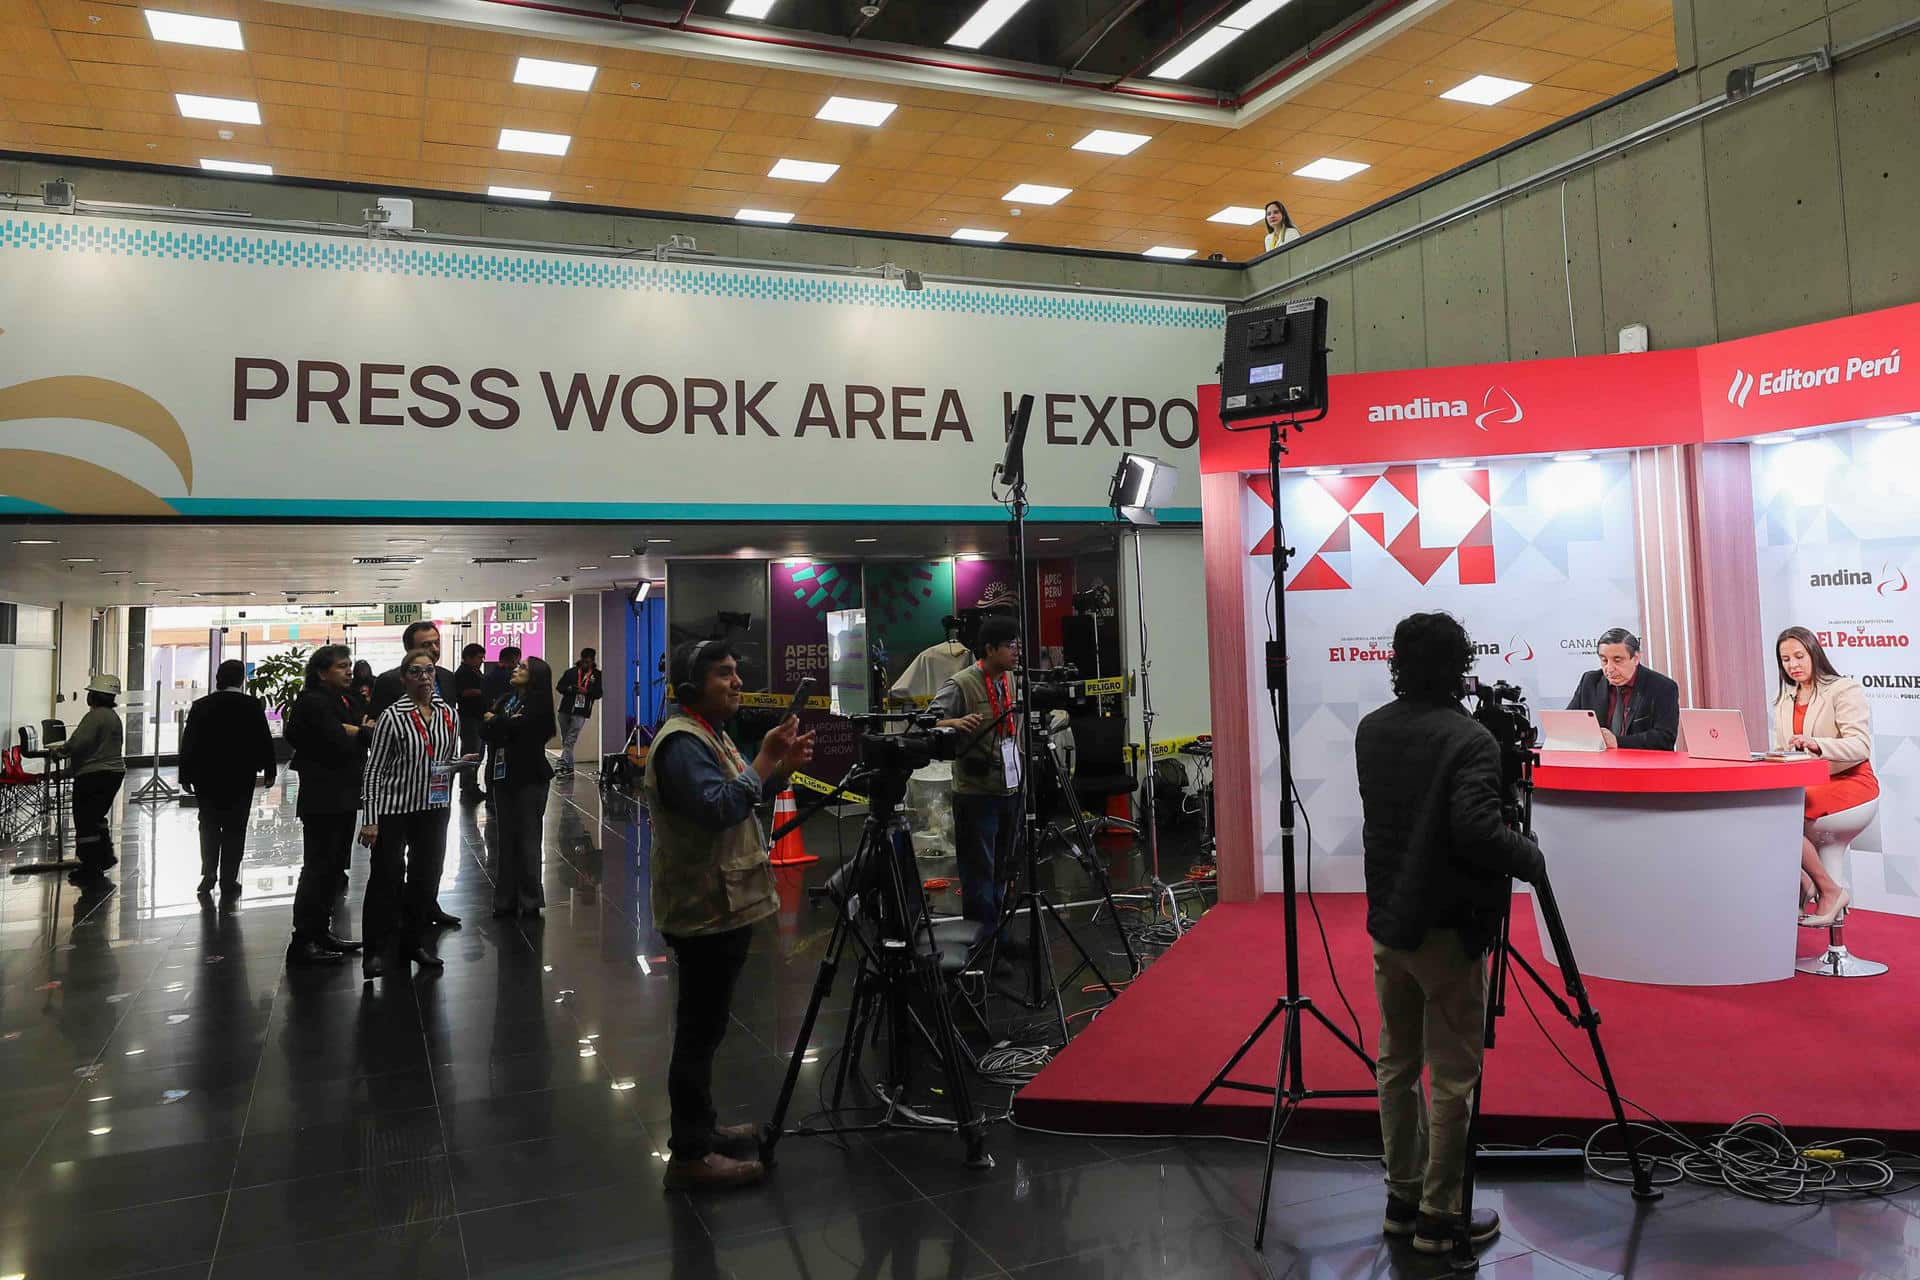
[1770,625,1878,927]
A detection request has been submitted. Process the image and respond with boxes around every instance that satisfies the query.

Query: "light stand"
[992,397,1120,1042]
[130,682,180,804]
[1107,454,1205,934]
[1187,410,1377,1249]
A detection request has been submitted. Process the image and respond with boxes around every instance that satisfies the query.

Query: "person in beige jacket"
[1771,626,1878,927]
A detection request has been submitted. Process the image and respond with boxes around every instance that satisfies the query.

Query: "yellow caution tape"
[736,692,833,711]
[789,770,869,806]
[1083,676,1128,696]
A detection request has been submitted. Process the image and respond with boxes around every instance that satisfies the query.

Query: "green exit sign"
[383,603,423,626]
[494,601,533,623]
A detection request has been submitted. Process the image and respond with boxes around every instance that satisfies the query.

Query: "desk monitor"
[1539,709,1606,752]
[1679,709,1760,760]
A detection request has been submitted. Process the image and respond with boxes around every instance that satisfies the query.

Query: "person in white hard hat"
[49,673,128,886]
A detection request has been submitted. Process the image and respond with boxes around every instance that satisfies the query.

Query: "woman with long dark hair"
[483,655,557,917]
[284,644,372,965]
[1771,625,1878,926]
[1263,199,1300,252]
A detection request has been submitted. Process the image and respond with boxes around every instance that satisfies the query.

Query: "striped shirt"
[360,693,460,823]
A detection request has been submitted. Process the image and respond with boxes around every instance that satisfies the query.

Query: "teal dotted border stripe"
[0,216,1227,331]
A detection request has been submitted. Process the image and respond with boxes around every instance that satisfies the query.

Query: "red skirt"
[1805,759,1880,820]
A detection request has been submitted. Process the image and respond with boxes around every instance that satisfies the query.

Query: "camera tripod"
[760,760,992,1170]
[1449,746,1659,1270]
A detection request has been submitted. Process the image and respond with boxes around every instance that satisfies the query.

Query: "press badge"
[428,761,454,806]
[1001,739,1022,789]
[493,753,508,783]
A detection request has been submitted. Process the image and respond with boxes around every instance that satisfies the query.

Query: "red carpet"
[1017,893,1920,1144]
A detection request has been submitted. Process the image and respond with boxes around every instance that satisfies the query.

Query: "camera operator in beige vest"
[929,616,1023,946]
[643,639,814,1191]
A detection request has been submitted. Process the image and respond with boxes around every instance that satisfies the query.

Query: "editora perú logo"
[1726,348,1902,408]
[1366,387,1524,432]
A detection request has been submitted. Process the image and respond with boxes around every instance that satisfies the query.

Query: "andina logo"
[1503,636,1535,664]
[1364,386,1523,431]
[1879,563,1909,595]
[1809,564,1910,592]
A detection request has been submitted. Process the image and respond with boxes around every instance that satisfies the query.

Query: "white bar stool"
[1797,797,1888,978]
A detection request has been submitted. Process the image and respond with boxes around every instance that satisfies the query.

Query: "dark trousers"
[490,783,549,913]
[363,807,451,956]
[953,792,1019,940]
[71,772,124,873]
[197,802,250,890]
[662,925,754,1160]
[294,811,356,941]
[460,718,484,795]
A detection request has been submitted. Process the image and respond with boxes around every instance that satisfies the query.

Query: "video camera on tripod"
[1461,676,1536,796]
[1026,665,1093,716]
[854,712,963,776]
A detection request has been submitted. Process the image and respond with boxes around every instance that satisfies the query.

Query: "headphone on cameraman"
[671,639,726,705]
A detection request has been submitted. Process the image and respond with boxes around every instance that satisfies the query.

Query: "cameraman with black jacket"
[1354,611,1546,1258]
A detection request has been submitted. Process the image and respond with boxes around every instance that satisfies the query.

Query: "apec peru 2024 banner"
[0,211,1221,521]
[1244,456,1642,892]
[1754,426,1920,917]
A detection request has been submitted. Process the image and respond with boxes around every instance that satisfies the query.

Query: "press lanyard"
[978,662,1011,741]
[408,703,453,760]
[687,711,747,772]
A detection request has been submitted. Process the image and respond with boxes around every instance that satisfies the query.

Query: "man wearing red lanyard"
[931,616,1023,947]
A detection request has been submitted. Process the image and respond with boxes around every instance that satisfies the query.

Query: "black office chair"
[1067,711,1141,838]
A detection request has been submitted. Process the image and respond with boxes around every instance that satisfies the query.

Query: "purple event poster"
[953,558,1019,614]
[481,605,545,662]
[768,561,862,692]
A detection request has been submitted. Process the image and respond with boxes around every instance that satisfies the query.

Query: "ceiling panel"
[0,0,1674,258]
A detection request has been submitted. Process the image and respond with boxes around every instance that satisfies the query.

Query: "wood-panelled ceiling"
[0,0,1675,258]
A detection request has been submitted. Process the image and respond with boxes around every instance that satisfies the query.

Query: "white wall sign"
[0,212,1222,522]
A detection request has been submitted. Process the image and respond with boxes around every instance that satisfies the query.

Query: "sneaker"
[663,1152,766,1191]
[1382,1195,1419,1237]
[1412,1207,1502,1254]
[711,1122,761,1160]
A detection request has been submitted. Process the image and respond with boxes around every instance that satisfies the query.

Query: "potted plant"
[245,647,309,762]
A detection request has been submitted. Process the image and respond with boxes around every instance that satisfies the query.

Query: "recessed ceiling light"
[1438,458,1477,469]
[1144,246,1197,259]
[99,570,132,576]
[62,557,97,564]
[1553,452,1594,462]
[1003,183,1070,205]
[12,538,58,545]
[957,554,986,562]
[1440,74,1532,106]
[176,94,260,125]
[513,56,596,92]
[1221,0,1294,28]
[608,552,633,559]
[1294,157,1370,181]
[1208,205,1265,225]
[1305,466,1343,477]
[855,538,879,543]
[135,581,161,586]
[769,158,838,183]
[951,228,1008,242]
[200,158,271,175]
[144,10,244,50]
[948,0,1032,48]
[386,537,427,544]
[735,208,795,223]
[488,185,550,201]
[1865,418,1911,430]
[646,538,673,544]
[1038,536,1063,542]
[1073,129,1150,156]
[499,128,570,156]
[727,0,778,16]
[816,96,896,126]
[89,1126,113,1136]
[576,565,600,571]
[1151,25,1243,80]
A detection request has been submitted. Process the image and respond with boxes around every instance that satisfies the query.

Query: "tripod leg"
[1254,1004,1303,1250]
[1040,892,1116,999]
[907,965,995,1169]
[1186,999,1286,1117]
[762,914,849,1166]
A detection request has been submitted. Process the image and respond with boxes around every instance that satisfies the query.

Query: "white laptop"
[1539,709,1607,752]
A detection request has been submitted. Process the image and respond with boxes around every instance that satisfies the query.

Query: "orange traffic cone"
[767,789,818,866]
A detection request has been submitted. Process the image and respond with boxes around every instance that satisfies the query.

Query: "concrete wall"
[1244,0,1919,372]
[0,154,1239,303]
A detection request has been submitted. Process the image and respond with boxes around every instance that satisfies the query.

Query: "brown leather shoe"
[711,1122,761,1159]
[662,1152,766,1191]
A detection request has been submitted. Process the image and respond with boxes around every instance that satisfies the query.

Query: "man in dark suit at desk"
[1566,627,1680,750]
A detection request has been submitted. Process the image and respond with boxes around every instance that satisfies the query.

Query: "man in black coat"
[1355,612,1546,1258]
[371,620,457,713]
[178,659,277,902]
[453,643,490,801]
[1565,627,1680,750]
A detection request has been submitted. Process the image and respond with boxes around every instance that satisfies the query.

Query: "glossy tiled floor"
[2,772,1916,1279]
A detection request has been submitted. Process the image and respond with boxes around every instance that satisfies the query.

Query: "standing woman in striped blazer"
[358,647,475,980]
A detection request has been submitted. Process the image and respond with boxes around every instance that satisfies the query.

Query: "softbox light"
[1108,453,1180,526]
